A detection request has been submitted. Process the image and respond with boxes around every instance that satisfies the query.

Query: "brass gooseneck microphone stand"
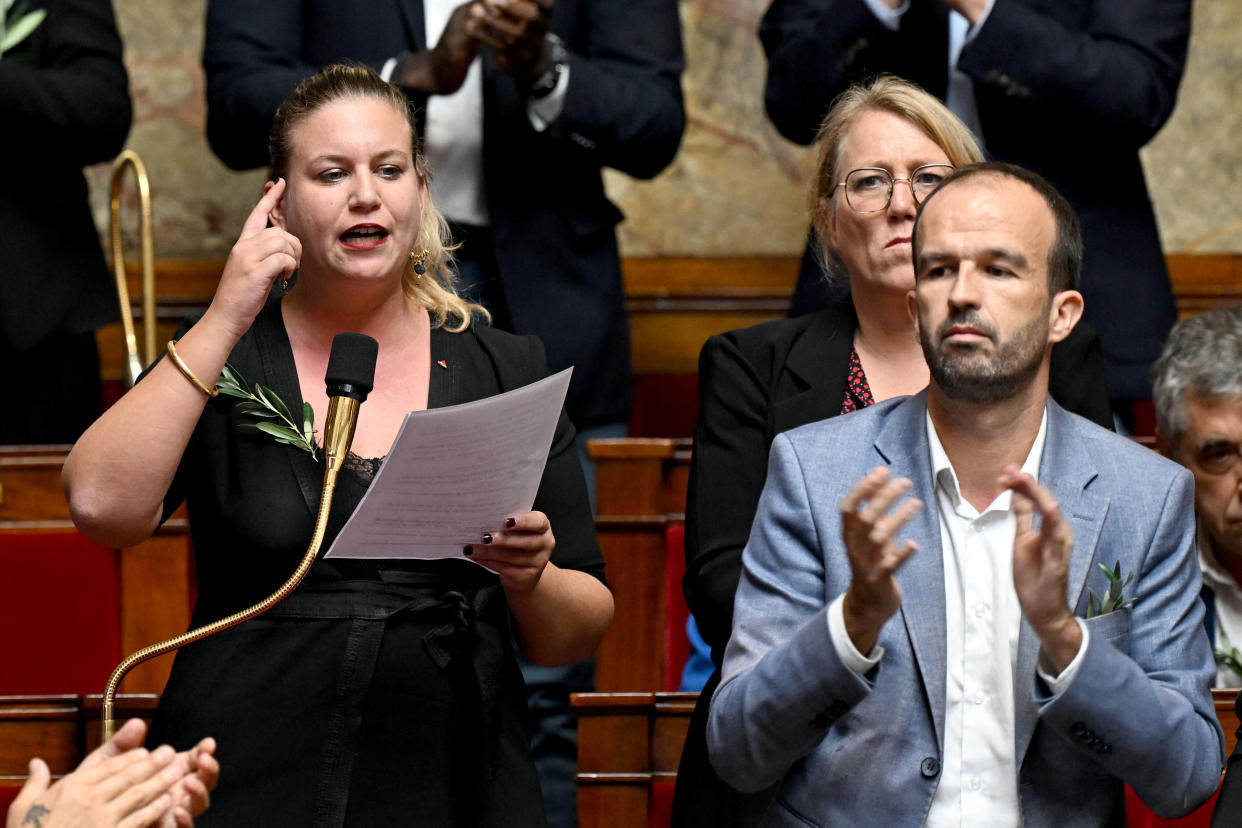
[101,332,380,740]
[109,150,157,387]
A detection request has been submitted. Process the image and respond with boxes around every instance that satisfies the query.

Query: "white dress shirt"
[828,407,1090,827]
[1198,521,1242,689]
[382,0,571,227]
[860,0,993,143]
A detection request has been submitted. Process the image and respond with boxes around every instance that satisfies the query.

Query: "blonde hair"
[268,63,488,332]
[810,76,985,285]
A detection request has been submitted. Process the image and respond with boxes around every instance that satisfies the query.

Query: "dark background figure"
[200,3,684,824]
[202,0,685,456]
[760,0,1191,416]
[0,0,130,444]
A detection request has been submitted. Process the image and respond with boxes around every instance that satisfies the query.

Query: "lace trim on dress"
[344,452,384,481]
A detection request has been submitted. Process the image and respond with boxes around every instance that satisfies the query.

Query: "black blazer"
[201,0,686,426]
[0,0,129,349]
[760,0,1190,402]
[671,301,1113,826]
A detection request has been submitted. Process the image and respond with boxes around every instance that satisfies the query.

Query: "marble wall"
[89,0,1242,263]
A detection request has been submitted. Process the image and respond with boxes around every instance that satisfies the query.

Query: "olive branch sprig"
[1,0,47,57]
[216,363,318,459]
[1085,561,1136,618]
[1215,633,1242,681]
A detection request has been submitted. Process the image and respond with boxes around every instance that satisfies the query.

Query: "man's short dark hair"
[911,161,1083,295]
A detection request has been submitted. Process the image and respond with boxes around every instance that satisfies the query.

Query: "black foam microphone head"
[325,332,378,401]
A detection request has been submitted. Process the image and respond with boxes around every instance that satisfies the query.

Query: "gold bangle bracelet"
[166,340,219,398]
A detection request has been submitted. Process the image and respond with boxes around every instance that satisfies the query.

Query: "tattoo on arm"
[22,805,50,828]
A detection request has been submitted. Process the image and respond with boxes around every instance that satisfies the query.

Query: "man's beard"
[920,309,1049,403]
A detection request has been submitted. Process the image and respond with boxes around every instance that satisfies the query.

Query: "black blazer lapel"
[251,304,322,519]
[770,301,857,438]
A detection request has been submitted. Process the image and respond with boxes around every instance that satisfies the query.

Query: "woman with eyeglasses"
[670,75,1114,827]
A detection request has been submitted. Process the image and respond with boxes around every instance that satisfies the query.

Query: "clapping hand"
[419,2,484,95]
[1003,466,1083,673]
[466,0,554,77]
[839,467,923,655]
[6,719,218,828]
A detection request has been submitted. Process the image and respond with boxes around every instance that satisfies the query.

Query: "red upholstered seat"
[1127,784,1218,827]
[0,532,121,695]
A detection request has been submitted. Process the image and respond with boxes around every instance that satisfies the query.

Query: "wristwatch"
[528,33,568,100]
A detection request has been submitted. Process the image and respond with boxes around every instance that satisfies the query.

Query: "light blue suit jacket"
[707,392,1224,827]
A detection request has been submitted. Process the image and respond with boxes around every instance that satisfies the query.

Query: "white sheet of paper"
[324,368,572,560]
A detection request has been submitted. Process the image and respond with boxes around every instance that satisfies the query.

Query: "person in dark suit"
[201,0,685,450]
[760,0,1190,412]
[672,77,1113,827]
[0,0,130,444]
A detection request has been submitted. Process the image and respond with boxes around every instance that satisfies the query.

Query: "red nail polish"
[463,545,473,556]
[482,533,494,544]
[504,517,516,529]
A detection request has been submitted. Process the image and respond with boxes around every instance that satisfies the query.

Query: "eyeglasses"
[835,164,955,212]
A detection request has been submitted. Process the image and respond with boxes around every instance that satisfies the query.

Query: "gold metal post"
[109,150,157,387]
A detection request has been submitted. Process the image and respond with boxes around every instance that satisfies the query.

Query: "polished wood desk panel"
[590,439,690,692]
[0,695,159,784]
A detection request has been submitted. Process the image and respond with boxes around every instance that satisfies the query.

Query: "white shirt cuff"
[828,593,884,675]
[1036,617,1090,694]
[861,0,908,31]
[527,64,570,132]
[380,56,400,84]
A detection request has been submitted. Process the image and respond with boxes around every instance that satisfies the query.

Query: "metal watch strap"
[528,32,567,100]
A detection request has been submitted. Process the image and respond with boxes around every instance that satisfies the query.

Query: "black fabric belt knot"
[419,587,507,780]
[260,574,509,827]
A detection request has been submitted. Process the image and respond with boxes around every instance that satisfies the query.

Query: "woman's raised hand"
[208,179,302,341]
[466,511,556,595]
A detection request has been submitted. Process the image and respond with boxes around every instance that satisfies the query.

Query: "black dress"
[148,303,604,827]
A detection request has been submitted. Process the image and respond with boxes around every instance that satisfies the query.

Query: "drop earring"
[409,248,429,283]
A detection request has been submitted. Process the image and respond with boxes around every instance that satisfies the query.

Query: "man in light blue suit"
[707,162,1224,827]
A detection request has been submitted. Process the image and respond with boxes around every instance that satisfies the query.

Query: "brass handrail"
[109,150,157,387]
